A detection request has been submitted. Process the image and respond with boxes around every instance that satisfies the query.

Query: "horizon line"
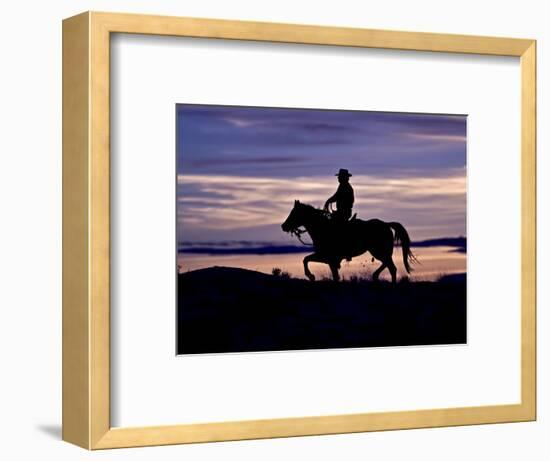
[178,236,466,255]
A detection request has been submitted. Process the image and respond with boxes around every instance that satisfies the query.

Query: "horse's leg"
[303,253,326,282]
[386,257,397,284]
[329,260,341,282]
[372,262,387,281]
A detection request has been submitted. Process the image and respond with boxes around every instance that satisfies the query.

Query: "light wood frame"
[62,11,536,449]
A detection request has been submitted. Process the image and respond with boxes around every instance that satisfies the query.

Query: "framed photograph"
[176,104,468,354]
[62,12,536,449]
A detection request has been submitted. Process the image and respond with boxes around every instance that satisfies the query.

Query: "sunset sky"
[176,104,467,245]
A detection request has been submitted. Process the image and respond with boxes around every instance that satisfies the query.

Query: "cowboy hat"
[335,168,352,177]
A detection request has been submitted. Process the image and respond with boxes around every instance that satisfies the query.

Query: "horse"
[281,200,416,283]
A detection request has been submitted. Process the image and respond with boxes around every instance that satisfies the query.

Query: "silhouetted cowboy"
[324,169,355,222]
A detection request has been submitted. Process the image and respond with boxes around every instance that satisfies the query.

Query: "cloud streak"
[177,172,466,242]
[177,104,467,178]
[176,104,467,245]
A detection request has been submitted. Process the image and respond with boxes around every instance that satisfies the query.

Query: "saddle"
[329,212,357,262]
[328,212,357,223]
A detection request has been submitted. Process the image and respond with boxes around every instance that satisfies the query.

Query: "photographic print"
[177,104,467,354]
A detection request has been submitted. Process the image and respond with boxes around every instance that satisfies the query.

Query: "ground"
[177,266,467,354]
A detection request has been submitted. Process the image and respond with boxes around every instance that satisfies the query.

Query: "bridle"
[290,227,313,246]
[287,204,333,246]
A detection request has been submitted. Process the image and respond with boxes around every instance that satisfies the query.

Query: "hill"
[177,267,467,354]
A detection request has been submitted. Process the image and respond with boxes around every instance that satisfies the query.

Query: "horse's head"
[281,200,307,233]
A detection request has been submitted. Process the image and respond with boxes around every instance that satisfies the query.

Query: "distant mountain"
[412,237,466,252]
[179,244,310,255]
[178,237,467,255]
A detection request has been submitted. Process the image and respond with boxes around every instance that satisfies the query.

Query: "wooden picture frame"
[62,11,536,449]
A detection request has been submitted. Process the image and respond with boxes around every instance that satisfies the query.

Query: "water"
[178,246,466,282]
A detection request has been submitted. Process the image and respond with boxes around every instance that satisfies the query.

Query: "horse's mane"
[296,202,329,220]
[297,202,323,213]
[297,202,316,211]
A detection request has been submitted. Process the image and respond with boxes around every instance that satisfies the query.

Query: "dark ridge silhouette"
[413,237,466,252]
[180,240,277,247]
[178,237,466,256]
[179,245,309,255]
[177,267,467,355]
[438,272,467,283]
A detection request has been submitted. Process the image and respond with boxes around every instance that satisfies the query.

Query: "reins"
[289,205,333,247]
[290,227,313,246]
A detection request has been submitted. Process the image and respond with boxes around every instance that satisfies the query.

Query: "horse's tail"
[388,222,418,273]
